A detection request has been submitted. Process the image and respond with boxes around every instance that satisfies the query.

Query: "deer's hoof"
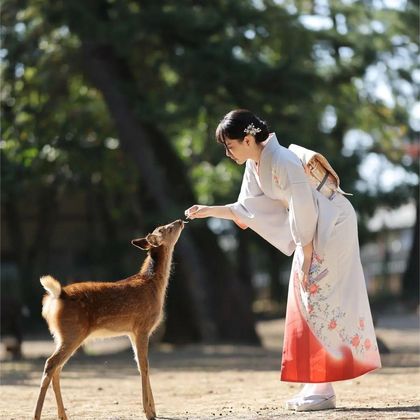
[147,404,156,418]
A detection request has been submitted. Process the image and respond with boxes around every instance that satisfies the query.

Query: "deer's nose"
[176,219,185,228]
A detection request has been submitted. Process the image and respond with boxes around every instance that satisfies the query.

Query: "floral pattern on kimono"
[294,250,379,360]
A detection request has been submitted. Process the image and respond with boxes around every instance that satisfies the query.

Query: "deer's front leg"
[132,334,156,420]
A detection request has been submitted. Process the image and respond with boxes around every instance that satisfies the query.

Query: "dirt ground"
[1,313,419,420]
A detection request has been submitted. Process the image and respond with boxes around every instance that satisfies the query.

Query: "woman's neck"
[252,136,270,165]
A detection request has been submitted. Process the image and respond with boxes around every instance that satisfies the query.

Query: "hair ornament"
[244,123,261,136]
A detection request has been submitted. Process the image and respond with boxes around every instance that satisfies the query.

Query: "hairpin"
[244,123,261,136]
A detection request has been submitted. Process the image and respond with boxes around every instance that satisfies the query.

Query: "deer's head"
[131,219,185,251]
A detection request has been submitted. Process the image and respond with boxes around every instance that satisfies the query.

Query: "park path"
[1,314,419,419]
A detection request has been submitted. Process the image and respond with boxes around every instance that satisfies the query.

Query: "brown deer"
[33,219,186,420]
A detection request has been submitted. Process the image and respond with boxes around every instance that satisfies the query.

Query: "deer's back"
[43,276,164,341]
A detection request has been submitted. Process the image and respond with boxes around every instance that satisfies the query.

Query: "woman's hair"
[216,109,270,144]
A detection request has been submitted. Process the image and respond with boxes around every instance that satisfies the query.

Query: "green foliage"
[1,1,139,211]
[4,0,417,207]
[1,0,418,306]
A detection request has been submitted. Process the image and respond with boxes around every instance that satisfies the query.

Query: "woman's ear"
[244,135,253,146]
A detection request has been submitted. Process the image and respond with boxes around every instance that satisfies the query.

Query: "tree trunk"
[2,196,25,302]
[268,246,288,306]
[3,184,60,318]
[237,229,255,312]
[402,201,419,303]
[26,185,60,313]
[81,42,259,344]
[94,185,127,280]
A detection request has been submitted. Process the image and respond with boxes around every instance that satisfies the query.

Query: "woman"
[184,109,381,412]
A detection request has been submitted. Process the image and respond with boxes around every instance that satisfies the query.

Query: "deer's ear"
[131,238,151,250]
[146,233,162,247]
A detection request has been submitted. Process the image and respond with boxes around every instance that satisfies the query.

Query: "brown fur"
[33,219,185,420]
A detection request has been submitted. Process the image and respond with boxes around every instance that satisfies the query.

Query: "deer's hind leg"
[130,333,156,420]
[52,366,67,420]
[33,339,83,420]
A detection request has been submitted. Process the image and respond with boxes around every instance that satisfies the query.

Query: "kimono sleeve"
[272,154,318,248]
[226,160,296,256]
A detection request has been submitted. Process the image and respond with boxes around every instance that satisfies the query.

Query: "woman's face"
[223,138,250,165]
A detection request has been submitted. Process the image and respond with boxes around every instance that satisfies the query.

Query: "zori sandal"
[286,394,336,411]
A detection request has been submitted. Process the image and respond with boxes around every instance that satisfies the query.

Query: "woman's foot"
[285,383,336,411]
[285,384,314,409]
[292,394,336,411]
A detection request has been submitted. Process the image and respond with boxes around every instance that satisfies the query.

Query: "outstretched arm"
[184,205,235,221]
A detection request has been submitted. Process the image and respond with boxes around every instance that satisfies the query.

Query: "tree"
[2,0,417,341]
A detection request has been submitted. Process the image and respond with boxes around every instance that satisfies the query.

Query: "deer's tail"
[40,275,62,299]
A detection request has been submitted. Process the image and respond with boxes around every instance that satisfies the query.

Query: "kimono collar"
[258,133,281,177]
[257,132,281,168]
[250,132,282,193]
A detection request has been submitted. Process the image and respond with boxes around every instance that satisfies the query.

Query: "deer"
[33,219,186,420]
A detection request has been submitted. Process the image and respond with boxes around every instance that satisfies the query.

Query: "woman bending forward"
[185,109,381,412]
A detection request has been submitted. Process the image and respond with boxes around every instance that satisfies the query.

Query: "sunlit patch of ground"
[1,314,419,419]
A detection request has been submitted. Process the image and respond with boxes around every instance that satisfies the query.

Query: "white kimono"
[227,133,381,383]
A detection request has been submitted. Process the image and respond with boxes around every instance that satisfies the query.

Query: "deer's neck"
[140,246,174,291]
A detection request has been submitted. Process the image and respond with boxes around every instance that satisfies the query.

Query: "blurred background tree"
[1,0,418,344]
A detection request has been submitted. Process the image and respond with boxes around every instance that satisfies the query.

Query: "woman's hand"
[300,242,314,288]
[184,205,212,220]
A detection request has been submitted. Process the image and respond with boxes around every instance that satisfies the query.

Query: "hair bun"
[216,109,270,144]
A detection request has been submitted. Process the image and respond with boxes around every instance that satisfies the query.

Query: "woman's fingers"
[299,254,313,290]
[184,205,210,219]
[184,205,199,219]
